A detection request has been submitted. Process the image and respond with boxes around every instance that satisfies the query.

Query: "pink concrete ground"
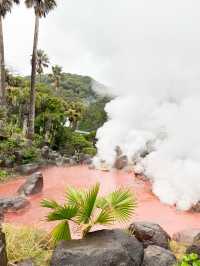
[0,166,200,236]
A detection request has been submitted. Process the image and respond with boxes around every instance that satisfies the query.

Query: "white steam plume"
[91,0,200,210]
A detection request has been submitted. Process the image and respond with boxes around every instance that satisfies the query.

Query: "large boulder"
[114,155,128,170]
[173,228,200,245]
[17,172,43,196]
[0,227,8,266]
[0,196,29,211]
[186,232,200,257]
[142,245,176,266]
[129,222,171,249]
[190,202,200,212]
[16,163,40,175]
[50,229,144,266]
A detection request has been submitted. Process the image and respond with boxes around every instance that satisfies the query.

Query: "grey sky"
[4,0,200,90]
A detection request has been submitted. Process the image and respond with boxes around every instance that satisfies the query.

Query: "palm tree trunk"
[27,15,39,140]
[0,16,5,107]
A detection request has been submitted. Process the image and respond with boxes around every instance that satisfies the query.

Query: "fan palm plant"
[36,49,50,81]
[48,65,63,92]
[25,0,57,140]
[0,0,20,106]
[41,183,136,243]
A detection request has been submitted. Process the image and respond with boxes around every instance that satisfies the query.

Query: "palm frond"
[106,188,137,223]
[25,0,57,17]
[40,199,61,209]
[77,183,100,224]
[47,205,78,221]
[66,186,84,206]
[95,209,114,225]
[50,221,71,243]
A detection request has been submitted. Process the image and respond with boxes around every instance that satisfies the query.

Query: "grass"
[3,223,53,266]
[170,240,188,261]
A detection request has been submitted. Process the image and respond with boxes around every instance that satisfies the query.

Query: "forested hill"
[7,71,112,132]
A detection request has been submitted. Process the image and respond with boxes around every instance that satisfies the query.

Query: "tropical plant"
[0,0,20,106]
[66,101,85,130]
[41,183,136,243]
[25,0,57,140]
[48,65,63,92]
[176,253,200,266]
[36,49,50,81]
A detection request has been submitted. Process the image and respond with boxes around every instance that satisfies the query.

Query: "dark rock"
[17,172,43,196]
[50,229,144,266]
[129,222,171,249]
[172,228,200,245]
[48,151,60,161]
[0,227,8,266]
[142,245,176,266]
[186,232,200,257]
[41,145,50,159]
[190,201,200,212]
[79,154,93,165]
[0,196,29,211]
[114,155,128,170]
[4,159,14,168]
[16,259,35,266]
[16,163,40,175]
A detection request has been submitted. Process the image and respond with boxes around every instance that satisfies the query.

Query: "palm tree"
[41,183,136,243]
[66,102,85,130]
[36,49,50,81]
[49,65,63,92]
[25,0,57,140]
[0,0,20,106]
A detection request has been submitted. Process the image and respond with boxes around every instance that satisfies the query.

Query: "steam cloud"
[92,0,200,210]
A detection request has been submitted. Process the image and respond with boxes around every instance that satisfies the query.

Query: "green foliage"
[3,223,52,266]
[82,147,97,156]
[41,183,136,243]
[176,253,200,266]
[71,132,93,153]
[0,170,9,182]
[1,71,110,167]
[21,146,40,164]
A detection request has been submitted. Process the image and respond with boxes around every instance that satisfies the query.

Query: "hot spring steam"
[90,1,200,211]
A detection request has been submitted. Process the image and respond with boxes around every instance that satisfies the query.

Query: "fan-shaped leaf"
[106,188,137,223]
[47,205,77,221]
[77,183,100,224]
[41,199,60,209]
[51,221,71,243]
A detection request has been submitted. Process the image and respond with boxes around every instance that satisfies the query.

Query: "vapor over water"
[90,0,200,210]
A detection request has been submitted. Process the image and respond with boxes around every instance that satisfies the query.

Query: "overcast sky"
[4,0,200,90]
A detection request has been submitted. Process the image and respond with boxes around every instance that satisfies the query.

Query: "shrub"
[82,147,97,156]
[176,253,200,266]
[3,223,52,266]
[0,170,9,182]
[21,146,41,164]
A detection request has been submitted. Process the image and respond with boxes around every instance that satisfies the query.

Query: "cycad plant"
[41,183,136,243]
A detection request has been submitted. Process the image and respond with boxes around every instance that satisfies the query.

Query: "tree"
[0,0,20,106]
[49,65,63,92]
[25,0,57,140]
[36,49,49,81]
[66,101,85,130]
[41,183,136,243]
